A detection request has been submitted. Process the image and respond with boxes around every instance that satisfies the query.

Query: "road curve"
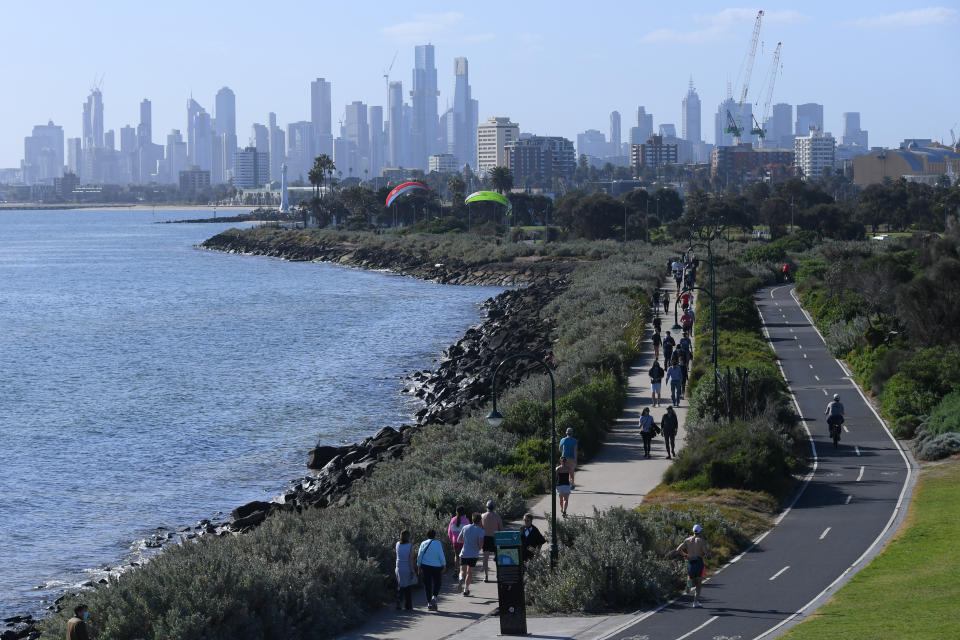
[604,284,915,640]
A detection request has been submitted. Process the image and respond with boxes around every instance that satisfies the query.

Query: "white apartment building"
[428,153,459,173]
[477,117,519,174]
[795,126,836,180]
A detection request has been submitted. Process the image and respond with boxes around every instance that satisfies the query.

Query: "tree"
[489,166,514,194]
[447,175,466,215]
[309,154,335,200]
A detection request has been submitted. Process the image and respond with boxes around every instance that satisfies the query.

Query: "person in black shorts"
[481,500,503,582]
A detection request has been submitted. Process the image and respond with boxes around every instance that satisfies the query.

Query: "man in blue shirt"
[559,428,579,488]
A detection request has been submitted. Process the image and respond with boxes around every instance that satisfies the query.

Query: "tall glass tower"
[682,79,701,143]
[410,44,439,170]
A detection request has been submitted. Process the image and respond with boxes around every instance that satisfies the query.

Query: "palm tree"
[309,154,335,200]
[489,166,514,195]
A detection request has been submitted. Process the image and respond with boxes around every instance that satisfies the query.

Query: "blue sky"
[2,0,958,167]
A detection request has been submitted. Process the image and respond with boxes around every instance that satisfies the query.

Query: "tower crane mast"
[752,41,782,143]
[725,9,764,145]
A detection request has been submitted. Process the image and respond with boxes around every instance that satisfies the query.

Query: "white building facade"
[794,127,836,180]
[477,117,519,174]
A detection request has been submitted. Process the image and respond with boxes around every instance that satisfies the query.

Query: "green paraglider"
[465,190,510,209]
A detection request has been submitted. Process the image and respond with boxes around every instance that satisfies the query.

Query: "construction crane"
[752,41,782,144]
[724,10,764,145]
[382,50,398,90]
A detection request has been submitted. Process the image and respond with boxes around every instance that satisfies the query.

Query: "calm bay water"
[0,209,502,617]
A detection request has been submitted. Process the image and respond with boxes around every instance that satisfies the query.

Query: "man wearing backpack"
[649,360,665,407]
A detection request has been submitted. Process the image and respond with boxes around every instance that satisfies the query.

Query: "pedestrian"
[652,288,661,310]
[639,407,658,458]
[652,330,662,363]
[447,506,470,574]
[520,513,546,563]
[653,314,662,333]
[666,359,684,406]
[676,349,689,399]
[674,269,683,293]
[456,513,484,596]
[416,529,446,611]
[649,359,664,407]
[663,331,676,366]
[395,530,417,610]
[556,456,573,516]
[679,291,691,311]
[66,604,90,640]
[481,500,504,582]
[661,405,679,459]
[680,310,693,335]
[677,524,710,608]
[678,331,692,359]
[662,291,670,315]
[559,428,579,488]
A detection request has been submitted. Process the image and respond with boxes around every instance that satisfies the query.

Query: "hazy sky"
[2,0,958,167]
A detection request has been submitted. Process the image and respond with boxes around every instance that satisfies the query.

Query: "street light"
[486,352,558,570]
[686,241,720,419]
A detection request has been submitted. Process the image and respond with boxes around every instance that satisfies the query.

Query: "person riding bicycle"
[825,394,845,433]
[781,263,792,283]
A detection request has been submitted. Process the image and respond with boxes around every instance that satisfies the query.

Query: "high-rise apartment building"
[138,99,152,146]
[268,112,284,182]
[610,111,621,153]
[368,105,385,177]
[232,146,270,188]
[682,80,701,143]
[311,77,333,157]
[251,123,268,153]
[631,134,678,173]
[842,112,868,148]
[767,103,793,148]
[287,121,316,181]
[388,81,405,168]
[66,138,82,176]
[795,127,835,180]
[344,101,369,175]
[82,88,104,151]
[505,136,576,181]
[186,98,204,166]
[410,44,439,170]
[450,57,478,169]
[166,130,187,185]
[477,117,519,173]
[795,103,824,137]
[577,129,607,160]
[23,120,64,184]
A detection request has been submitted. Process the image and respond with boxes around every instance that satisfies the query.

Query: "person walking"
[559,428,579,488]
[447,506,470,574]
[662,290,670,315]
[639,407,659,458]
[662,331,675,367]
[649,359,664,407]
[678,331,692,359]
[666,359,684,407]
[680,309,694,335]
[652,288,661,310]
[416,529,446,611]
[395,530,417,610]
[456,513,484,596]
[66,604,90,640]
[520,513,546,564]
[676,349,690,399]
[653,313,662,334]
[652,329,662,363]
[661,405,679,459]
[481,500,504,582]
[677,524,710,607]
[556,457,573,516]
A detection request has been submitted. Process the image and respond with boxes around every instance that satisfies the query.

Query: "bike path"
[598,284,914,640]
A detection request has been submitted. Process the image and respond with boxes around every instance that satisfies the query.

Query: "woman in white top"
[395,529,417,610]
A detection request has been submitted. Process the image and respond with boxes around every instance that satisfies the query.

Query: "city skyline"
[1,0,957,168]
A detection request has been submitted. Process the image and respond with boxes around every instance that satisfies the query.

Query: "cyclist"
[824,394,845,436]
[781,263,792,283]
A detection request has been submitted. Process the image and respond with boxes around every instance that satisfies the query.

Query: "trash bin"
[494,530,527,635]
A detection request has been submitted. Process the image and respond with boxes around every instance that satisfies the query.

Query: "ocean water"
[0,209,502,617]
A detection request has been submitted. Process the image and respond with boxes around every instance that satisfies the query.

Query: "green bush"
[926,391,960,437]
[914,430,960,461]
[501,400,550,438]
[717,296,762,333]
[879,347,960,428]
[496,438,552,494]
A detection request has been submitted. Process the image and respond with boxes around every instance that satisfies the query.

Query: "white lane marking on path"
[846,494,853,505]
[675,616,718,640]
[790,328,794,333]
[803,353,807,358]
[770,566,791,581]
[820,527,831,540]
[809,364,814,369]
[814,375,820,381]
[857,466,865,482]
[844,425,850,433]
[855,446,861,456]
[822,389,829,395]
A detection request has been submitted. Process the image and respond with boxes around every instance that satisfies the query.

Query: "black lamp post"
[486,352,558,570]
[685,240,720,418]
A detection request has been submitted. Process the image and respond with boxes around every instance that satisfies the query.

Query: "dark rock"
[230,509,266,530]
[231,500,272,521]
[306,445,341,470]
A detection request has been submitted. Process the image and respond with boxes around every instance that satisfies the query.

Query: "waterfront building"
[505,135,575,182]
[795,103,824,138]
[682,79,701,144]
[232,146,270,188]
[794,126,835,180]
[410,44,440,170]
[22,120,64,184]
[428,153,458,173]
[477,117,519,174]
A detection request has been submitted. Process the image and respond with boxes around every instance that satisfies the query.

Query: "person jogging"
[677,524,710,608]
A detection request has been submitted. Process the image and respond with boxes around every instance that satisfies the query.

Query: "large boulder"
[307,445,340,470]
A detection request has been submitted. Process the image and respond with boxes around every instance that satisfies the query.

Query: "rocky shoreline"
[6,232,570,638]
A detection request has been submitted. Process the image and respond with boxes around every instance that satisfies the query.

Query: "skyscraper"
[610,111,621,155]
[250,123,268,154]
[166,130,187,184]
[66,138,82,176]
[795,103,824,137]
[344,101,369,175]
[215,87,237,173]
[715,97,755,146]
[410,44,439,170]
[192,111,212,171]
[138,99,152,146]
[450,57,477,169]
[268,112,285,182]
[22,120,64,184]
[388,81,405,167]
[311,77,333,156]
[186,98,204,165]
[477,117,519,173]
[632,107,654,145]
[368,105,385,177]
[768,103,793,148]
[82,88,104,151]
[286,121,316,181]
[682,80,701,143]
[842,112,868,148]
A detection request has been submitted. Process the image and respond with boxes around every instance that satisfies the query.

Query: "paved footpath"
[345,279,691,639]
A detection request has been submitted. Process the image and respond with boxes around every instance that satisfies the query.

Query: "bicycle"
[827,416,843,448]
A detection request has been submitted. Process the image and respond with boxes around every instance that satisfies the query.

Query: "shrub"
[717,296,761,333]
[879,346,960,426]
[501,400,550,438]
[926,391,960,437]
[824,316,870,357]
[914,431,960,461]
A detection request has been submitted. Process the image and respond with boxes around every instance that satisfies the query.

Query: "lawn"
[781,458,960,640]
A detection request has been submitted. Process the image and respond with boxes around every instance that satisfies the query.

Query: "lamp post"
[486,352,558,570]
[685,240,720,419]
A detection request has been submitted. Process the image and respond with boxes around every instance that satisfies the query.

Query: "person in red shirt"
[679,291,691,311]
[781,263,792,282]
